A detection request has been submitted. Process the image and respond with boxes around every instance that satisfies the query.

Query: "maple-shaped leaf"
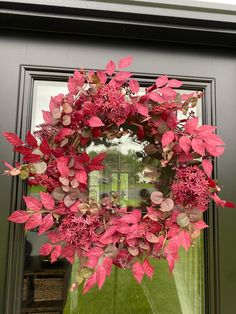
[149,92,165,103]
[38,214,54,235]
[143,259,154,279]
[51,244,62,263]
[114,71,132,81]
[96,265,107,289]
[185,117,198,134]
[23,196,42,211]
[135,103,149,117]
[179,230,191,251]
[156,75,168,88]
[129,79,140,93]
[120,209,141,224]
[25,213,42,230]
[194,220,208,230]
[83,273,97,294]
[8,210,30,223]
[105,59,116,75]
[26,131,38,148]
[57,156,69,177]
[39,138,51,155]
[191,138,205,156]
[87,116,104,128]
[160,86,177,101]
[39,243,53,256]
[202,159,213,177]
[118,55,133,69]
[132,261,144,283]
[75,169,87,185]
[40,192,55,210]
[3,132,23,146]
[162,130,175,147]
[179,135,191,154]
[166,79,183,88]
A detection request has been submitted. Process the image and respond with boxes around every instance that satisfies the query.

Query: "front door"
[1,30,236,314]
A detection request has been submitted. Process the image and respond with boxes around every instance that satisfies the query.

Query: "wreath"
[3,56,234,293]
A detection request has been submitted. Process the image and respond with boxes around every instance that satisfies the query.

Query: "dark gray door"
[1,30,236,314]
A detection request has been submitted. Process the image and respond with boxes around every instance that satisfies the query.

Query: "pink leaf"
[87,116,104,128]
[185,117,198,134]
[160,198,174,212]
[160,86,177,101]
[114,71,132,81]
[146,232,159,243]
[162,130,175,147]
[76,169,87,185]
[103,257,113,276]
[143,259,154,279]
[38,214,54,235]
[129,79,140,93]
[202,159,213,177]
[23,196,42,211]
[179,135,191,154]
[196,125,216,138]
[166,79,183,88]
[8,210,30,223]
[212,193,226,207]
[118,55,133,69]
[96,265,107,289]
[105,59,116,75]
[39,243,53,256]
[87,247,104,259]
[83,273,97,294]
[3,132,23,146]
[25,213,42,230]
[51,244,62,263]
[97,70,107,84]
[2,160,14,170]
[179,231,191,251]
[40,192,55,210]
[54,128,74,142]
[156,75,168,88]
[135,103,149,117]
[132,261,144,283]
[149,92,165,103]
[191,138,205,156]
[26,131,38,148]
[42,110,53,124]
[120,209,141,224]
[47,230,62,244]
[57,156,69,177]
[167,111,177,129]
[194,220,208,230]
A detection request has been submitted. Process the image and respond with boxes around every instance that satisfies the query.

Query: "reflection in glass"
[23,81,204,314]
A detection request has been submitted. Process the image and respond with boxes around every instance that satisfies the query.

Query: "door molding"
[5,64,218,314]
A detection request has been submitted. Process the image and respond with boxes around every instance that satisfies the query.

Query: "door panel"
[0,30,236,314]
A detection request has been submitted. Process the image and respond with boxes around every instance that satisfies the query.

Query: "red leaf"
[114,71,132,81]
[38,214,54,235]
[185,117,198,134]
[47,230,62,244]
[100,226,117,240]
[40,192,55,210]
[191,138,205,156]
[137,125,144,140]
[135,103,149,117]
[25,213,42,230]
[146,232,159,243]
[120,210,141,224]
[87,116,104,128]
[156,75,168,88]
[23,196,42,211]
[51,244,62,263]
[166,79,183,88]
[83,273,97,294]
[3,132,23,146]
[54,128,74,142]
[129,79,140,93]
[118,55,133,69]
[132,261,144,283]
[40,139,51,155]
[8,210,30,223]
[61,245,75,261]
[149,92,165,103]
[39,243,53,256]
[179,135,191,154]
[76,169,87,185]
[103,257,113,276]
[194,220,208,230]
[143,259,154,279]
[225,201,235,208]
[90,152,106,165]
[57,156,69,177]
[96,265,107,289]
[202,159,213,177]
[179,231,191,251]
[87,164,105,171]
[26,131,38,148]
[105,59,116,76]
[162,130,175,147]
[167,111,177,129]
[14,146,32,155]
[22,153,41,163]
